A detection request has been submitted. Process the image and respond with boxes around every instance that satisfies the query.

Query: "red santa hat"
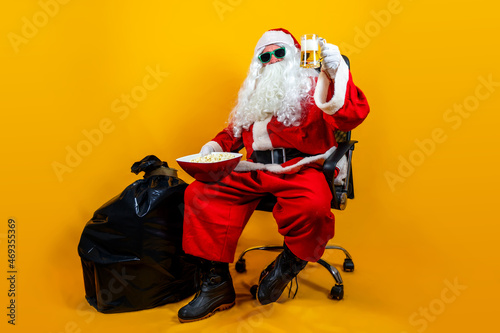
[254,28,301,55]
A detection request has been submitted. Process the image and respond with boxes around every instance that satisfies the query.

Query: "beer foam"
[301,39,319,51]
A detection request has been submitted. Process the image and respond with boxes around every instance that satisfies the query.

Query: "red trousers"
[182,167,335,263]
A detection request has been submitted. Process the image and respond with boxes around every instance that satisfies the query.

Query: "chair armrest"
[323,140,357,182]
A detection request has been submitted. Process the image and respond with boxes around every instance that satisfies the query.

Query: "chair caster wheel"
[235,259,246,273]
[250,285,258,299]
[343,258,354,272]
[330,284,344,300]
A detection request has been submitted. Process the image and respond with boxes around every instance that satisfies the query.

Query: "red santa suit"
[182,55,370,263]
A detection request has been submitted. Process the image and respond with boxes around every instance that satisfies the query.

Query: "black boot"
[257,244,307,305]
[178,260,236,323]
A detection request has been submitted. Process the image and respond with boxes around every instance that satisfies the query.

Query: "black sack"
[77,155,196,313]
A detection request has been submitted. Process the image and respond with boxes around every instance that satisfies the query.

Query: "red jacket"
[207,63,370,173]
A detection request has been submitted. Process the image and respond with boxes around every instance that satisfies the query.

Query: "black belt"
[250,148,310,164]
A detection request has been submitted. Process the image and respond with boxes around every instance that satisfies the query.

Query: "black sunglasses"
[258,47,286,64]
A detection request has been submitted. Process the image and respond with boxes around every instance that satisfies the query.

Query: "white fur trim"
[255,31,296,54]
[206,141,223,153]
[313,57,349,115]
[334,155,348,185]
[234,146,337,174]
[251,117,273,151]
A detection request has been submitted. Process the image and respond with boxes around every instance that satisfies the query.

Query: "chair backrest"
[334,130,350,144]
[327,130,356,211]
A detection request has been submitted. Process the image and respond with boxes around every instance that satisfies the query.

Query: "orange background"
[1,0,499,332]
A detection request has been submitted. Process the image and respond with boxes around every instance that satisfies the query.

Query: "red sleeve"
[211,127,244,152]
[323,72,370,132]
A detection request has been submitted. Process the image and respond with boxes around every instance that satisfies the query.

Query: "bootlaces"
[189,267,218,302]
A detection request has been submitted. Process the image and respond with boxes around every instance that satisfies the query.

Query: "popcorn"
[190,152,236,163]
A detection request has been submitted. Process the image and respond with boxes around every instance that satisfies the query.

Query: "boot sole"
[178,301,235,323]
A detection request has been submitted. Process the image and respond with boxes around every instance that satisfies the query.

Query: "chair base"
[235,245,354,300]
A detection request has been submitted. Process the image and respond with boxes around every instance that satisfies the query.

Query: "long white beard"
[229,53,317,137]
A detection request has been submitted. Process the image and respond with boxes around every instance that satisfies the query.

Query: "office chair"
[234,56,357,301]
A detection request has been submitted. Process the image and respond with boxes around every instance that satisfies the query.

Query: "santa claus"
[178,28,370,322]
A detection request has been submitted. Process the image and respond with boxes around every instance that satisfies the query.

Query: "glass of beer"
[300,34,322,69]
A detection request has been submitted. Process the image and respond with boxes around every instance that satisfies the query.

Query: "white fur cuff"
[313,57,349,115]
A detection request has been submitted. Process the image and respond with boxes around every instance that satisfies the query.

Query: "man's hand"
[200,143,215,157]
[319,39,342,80]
